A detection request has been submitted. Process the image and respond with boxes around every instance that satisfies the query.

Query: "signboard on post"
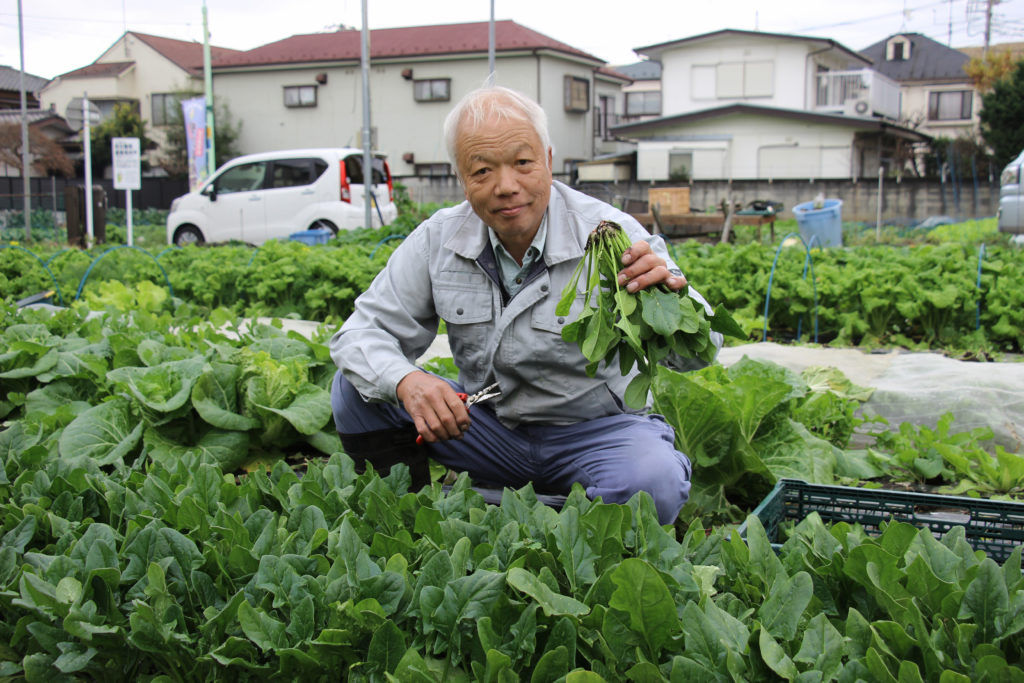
[64,97,101,131]
[112,137,141,245]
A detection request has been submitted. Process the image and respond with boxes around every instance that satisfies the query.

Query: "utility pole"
[488,0,495,78]
[203,0,216,177]
[17,0,31,240]
[984,0,994,56]
[360,0,373,232]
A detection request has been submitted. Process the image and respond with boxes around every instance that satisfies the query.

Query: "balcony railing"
[815,69,900,120]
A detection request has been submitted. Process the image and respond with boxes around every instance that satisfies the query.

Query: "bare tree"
[0,123,74,177]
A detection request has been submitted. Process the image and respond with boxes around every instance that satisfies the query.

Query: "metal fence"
[0,176,188,211]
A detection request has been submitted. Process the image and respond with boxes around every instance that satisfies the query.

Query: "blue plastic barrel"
[792,199,843,247]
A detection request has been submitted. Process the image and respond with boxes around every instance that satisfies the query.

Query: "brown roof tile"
[216,20,602,68]
[59,61,135,79]
[131,31,244,73]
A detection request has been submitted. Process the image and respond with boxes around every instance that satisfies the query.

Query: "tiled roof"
[0,108,73,133]
[860,33,969,82]
[215,21,603,68]
[613,61,661,81]
[55,31,242,79]
[130,31,243,73]
[637,29,870,67]
[0,66,50,93]
[57,61,135,79]
[612,103,932,142]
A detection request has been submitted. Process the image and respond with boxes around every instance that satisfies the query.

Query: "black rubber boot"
[338,426,431,491]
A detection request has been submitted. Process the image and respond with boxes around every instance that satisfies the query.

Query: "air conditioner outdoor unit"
[843,95,871,117]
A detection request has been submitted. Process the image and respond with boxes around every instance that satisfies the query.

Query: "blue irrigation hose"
[762,232,819,344]
[1,244,65,306]
[74,245,175,301]
[976,243,985,330]
[44,248,72,266]
[156,245,182,259]
[370,234,406,259]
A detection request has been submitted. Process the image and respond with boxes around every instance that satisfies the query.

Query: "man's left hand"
[618,240,687,293]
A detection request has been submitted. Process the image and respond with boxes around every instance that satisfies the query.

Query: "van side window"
[216,162,267,194]
[270,158,319,188]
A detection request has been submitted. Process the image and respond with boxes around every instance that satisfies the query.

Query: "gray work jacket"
[329,180,719,428]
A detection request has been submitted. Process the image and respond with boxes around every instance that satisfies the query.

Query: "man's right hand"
[396,371,471,444]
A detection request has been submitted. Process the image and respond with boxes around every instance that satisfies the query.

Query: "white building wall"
[659,37,815,116]
[635,114,858,181]
[214,53,599,178]
[900,82,981,139]
[40,34,202,168]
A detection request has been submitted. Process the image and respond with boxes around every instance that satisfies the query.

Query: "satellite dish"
[65,97,101,131]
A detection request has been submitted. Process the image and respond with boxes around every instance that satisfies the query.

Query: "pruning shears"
[415,382,501,445]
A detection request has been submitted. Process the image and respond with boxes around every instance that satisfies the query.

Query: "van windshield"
[344,155,388,185]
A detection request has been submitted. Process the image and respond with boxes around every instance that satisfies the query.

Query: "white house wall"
[899,82,980,139]
[660,37,815,115]
[40,34,202,168]
[634,113,858,181]
[213,54,599,178]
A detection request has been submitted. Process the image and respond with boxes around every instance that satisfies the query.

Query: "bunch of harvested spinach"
[556,220,745,408]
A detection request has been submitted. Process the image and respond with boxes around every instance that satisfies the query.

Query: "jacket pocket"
[434,278,493,374]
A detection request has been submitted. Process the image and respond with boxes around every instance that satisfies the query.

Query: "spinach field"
[2,213,1024,679]
[1,287,1023,679]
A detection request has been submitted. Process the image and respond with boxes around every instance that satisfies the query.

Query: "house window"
[595,95,618,139]
[625,91,661,116]
[715,60,774,98]
[928,90,972,121]
[284,85,317,108]
[564,76,589,112]
[414,162,451,177]
[668,151,693,182]
[151,92,182,126]
[887,37,911,61]
[413,79,450,102]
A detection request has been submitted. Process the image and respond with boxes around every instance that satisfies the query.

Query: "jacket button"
[557,317,565,324]
[540,284,549,292]
[456,308,464,315]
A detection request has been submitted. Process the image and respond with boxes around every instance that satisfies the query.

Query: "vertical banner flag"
[181,96,208,191]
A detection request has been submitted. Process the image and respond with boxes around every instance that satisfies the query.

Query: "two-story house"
[859,33,981,142]
[609,29,929,182]
[210,21,628,182]
[39,31,242,173]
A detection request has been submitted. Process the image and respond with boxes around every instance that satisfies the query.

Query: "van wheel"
[174,225,204,246]
[311,219,338,235]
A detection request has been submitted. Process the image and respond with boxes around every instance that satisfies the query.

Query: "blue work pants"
[331,371,691,524]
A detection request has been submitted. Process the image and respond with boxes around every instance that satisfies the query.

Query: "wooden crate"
[647,187,691,215]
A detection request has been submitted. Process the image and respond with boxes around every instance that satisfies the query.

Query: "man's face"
[455,113,553,246]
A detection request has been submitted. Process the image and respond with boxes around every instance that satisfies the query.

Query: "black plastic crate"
[741,479,1024,565]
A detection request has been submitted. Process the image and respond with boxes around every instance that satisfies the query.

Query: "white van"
[998,149,1024,234]
[166,148,398,246]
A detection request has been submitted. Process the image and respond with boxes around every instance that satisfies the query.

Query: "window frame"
[625,91,661,116]
[564,76,590,113]
[413,78,451,102]
[283,85,318,108]
[151,92,182,126]
[927,90,973,122]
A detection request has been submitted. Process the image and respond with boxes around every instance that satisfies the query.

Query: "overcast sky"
[4,0,1024,80]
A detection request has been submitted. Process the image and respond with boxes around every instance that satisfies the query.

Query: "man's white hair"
[443,85,552,181]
